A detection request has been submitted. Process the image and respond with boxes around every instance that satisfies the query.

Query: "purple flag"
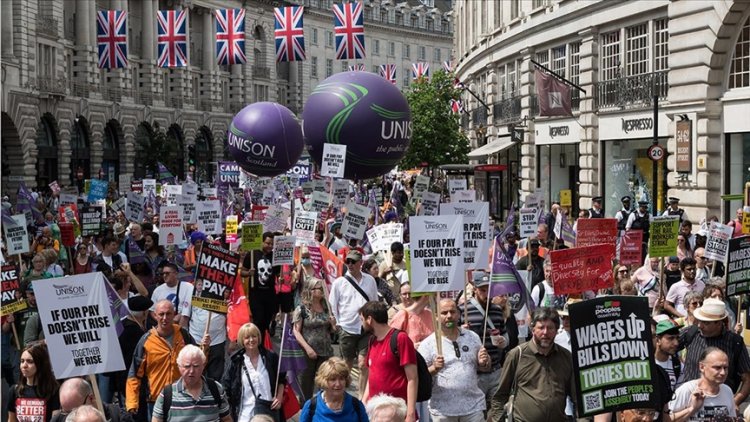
[17,182,42,222]
[534,67,572,117]
[278,314,307,373]
[561,217,576,246]
[489,236,535,312]
[103,275,130,335]
[128,237,147,265]
[157,162,175,184]
[499,202,516,239]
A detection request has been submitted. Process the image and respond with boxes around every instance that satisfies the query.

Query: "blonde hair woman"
[299,357,367,421]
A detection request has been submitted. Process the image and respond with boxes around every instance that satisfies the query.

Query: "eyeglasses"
[696,256,706,260]
[618,270,628,274]
[452,341,461,358]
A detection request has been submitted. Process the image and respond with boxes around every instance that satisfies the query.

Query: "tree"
[400,70,469,169]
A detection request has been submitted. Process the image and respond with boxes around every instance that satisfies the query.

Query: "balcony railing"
[101,85,124,102]
[34,76,67,96]
[228,101,245,114]
[253,66,271,79]
[492,96,522,125]
[37,15,58,38]
[595,70,668,109]
[472,107,487,126]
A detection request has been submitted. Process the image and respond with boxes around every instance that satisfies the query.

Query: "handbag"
[243,361,281,422]
[504,344,525,422]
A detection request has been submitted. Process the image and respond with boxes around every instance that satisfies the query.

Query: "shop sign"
[675,120,692,173]
[549,125,570,138]
[621,117,653,133]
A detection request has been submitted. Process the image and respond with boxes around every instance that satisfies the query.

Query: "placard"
[192,243,240,313]
[241,222,263,251]
[130,180,143,193]
[110,197,126,214]
[125,192,144,223]
[59,222,76,247]
[648,216,680,258]
[59,193,78,207]
[1,265,27,316]
[118,174,131,192]
[320,143,347,178]
[142,179,156,197]
[309,191,331,213]
[447,179,467,195]
[311,179,328,193]
[195,200,222,235]
[440,202,491,270]
[218,161,241,187]
[251,205,268,221]
[332,180,350,207]
[308,245,343,290]
[419,192,440,216]
[225,215,239,243]
[293,211,318,246]
[727,236,750,297]
[2,214,29,255]
[58,204,79,224]
[272,236,296,266]
[176,194,197,224]
[87,179,108,202]
[80,206,103,237]
[550,244,615,295]
[450,189,475,203]
[619,230,643,266]
[560,189,572,207]
[519,208,538,238]
[569,296,656,416]
[164,185,182,206]
[342,201,370,240]
[158,206,184,246]
[524,193,540,209]
[34,272,126,378]
[704,222,735,262]
[576,219,618,248]
[413,175,430,200]
[409,215,464,293]
[263,205,290,233]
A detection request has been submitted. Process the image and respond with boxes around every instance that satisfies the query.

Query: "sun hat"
[693,298,729,322]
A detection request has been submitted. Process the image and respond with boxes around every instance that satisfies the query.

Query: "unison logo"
[53,284,85,296]
[227,126,276,158]
[424,221,448,231]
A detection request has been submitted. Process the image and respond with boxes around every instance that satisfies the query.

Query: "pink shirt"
[389,308,434,346]
[666,279,706,316]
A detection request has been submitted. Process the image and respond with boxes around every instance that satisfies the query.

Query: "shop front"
[535,119,580,215]
[723,94,750,219]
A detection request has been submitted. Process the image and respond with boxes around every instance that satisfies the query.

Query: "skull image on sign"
[257,259,273,286]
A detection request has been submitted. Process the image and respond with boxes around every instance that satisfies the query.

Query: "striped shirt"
[152,378,231,422]
[459,299,507,371]
[679,326,750,392]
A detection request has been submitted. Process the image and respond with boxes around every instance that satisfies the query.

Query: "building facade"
[1,0,452,194]
[454,0,750,222]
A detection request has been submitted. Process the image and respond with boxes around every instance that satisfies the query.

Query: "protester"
[654,318,682,391]
[49,378,132,422]
[41,250,63,277]
[298,357,368,421]
[363,259,396,309]
[515,239,545,288]
[669,348,737,420]
[675,233,693,261]
[702,282,741,333]
[65,405,106,422]
[378,242,406,301]
[6,343,60,422]
[589,196,604,218]
[389,287,433,349]
[21,255,52,291]
[114,296,153,421]
[241,232,281,340]
[150,262,193,325]
[727,208,744,238]
[632,257,660,308]
[529,257,567,309]
[72,244,93,275]
[91,236,125,275]
[665,257,704,318]
[680,292,703,327]
[664,256,683,291]
[184,297,227,381]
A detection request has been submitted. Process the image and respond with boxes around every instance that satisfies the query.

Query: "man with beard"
[241,232,281,340]
[379,242,407,301]
[515,238,545,288]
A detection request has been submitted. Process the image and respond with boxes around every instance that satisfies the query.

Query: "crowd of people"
[1,177,749,422]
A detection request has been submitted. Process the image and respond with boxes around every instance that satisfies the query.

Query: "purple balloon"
[226,102,304,177]
[303,71,411,180]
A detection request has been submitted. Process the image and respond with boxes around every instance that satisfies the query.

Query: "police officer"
[627,200,652,261]
[589,196,604,219]
[615,196,632,231]
[662,197,688,222]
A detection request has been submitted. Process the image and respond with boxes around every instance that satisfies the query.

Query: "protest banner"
[195,200,222,235]
[293,211,318,246]
[218,161,241,187]
[118,174,131,192]
[619,230,643,266]
[59,193,77,207]
[569,296,657,416]
[33,272,126,378]
[192,243,240,313]
[524,193,540,209]
[286,158,312,183]
[311,179,327,193]
[158,206,184,246]
[550,244,615,295]
[225,215,239,243]
[2,214,29,255]
[142,179,156,197]
[648,216,680,258]
[1,265,27,316]
[332,180,350,207]
[440,202,491,270]
[704,222,735,262]
[409,215,464,292]
[272,236,296,266]
[308,245,343,290]
[130,180,143,193]
[366,226,382,252]
[419,192,440,216]
[450,189,475,203]
[125,192,144,223]
[413,175,430,200]
[241,222,263,251]
[519,208,538,238]
[80,206,103,237]
[59,222,76,247]
[320,143,347,178]
[110,197,126,214]
[164,185,182,206]
[309,191,331,212]
[576,219,618,248]
[263,205,290,233]
[87,179,108,202]
[176,194,197,224]
[342,201,370,240]
[58,204,79,224]
[727,236,750,297]
[447,178,467,195]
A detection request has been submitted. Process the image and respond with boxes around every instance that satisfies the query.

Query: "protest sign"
[550,244,615,295]
[176,194,197,224]
[34,272,126,378]
[332,180,350,207]
[159,206,184,246]
[183,182,198,197]
[440,202,491,270]
[262,187,275,205]
[320,143,347,178]
[142,179,156,197]
[727,236,750,297]
[195,200,222,235]
[241,222,263,251]
[409,215,464,292]
[164,185,182,206]
[87,179,108,202]
[413,175,430,200]
[524,193,540,209]
[293,211,318,246]
[519,208,538,238]
[311,179,327,193]
[569,296,657,416]
[59,193,77,207]
[272,236,296,266]
[125,192,144,223]
[192,243,240,313]
[225,215,238,243]
[49,180,60,194]
[110,197,126,214]
[342,201,370,240]
[203,187,219,198]
[704,222,735,262]
[218,161,241,187]
[59,222,76,247]
[309,191,331,213]
[286,159,311,183]
[58,204,79,224]
[648,216,680,258]
[118,174,131,192]
[1,265,27,316]
[619,230,643,266]
[130,180,143,193]
[447,178,467,195]
[366,226,382,252]
[263,205,290,233]
[419,192,440,216]
[80,206,103,236]
[251,205,267,221]
[367,223,405,253]
[576,219,618,248]
[2,214,29,255]
[450,189,475,203]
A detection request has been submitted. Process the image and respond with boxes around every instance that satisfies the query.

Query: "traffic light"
[188,145,196,166]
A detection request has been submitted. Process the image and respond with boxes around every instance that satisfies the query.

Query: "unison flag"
[489,235,534,311]
[534,67,572,117]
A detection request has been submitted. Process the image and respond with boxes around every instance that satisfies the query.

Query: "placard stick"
[430,295,442,355]
[202,311,213,360]
[11,323,20,350]
[463,270,470,323]
[711,259,718,277]
[658,259,665,301]
[87,374,106,416]
[250,250,256,289]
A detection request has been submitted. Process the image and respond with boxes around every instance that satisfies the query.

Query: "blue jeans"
[96,373,114,404]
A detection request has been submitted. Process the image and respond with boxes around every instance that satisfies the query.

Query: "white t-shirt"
[530,280,555,307]
[150,282,194,317]
[669,379,736,421]
[655,357,679,391]
[186,306,227,346]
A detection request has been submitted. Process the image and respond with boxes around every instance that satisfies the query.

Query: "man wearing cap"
[654,318,682,391]
[150,262,194,326]
[459,270,508,418]
[589,196,604,219]
[678,298,750,407]
[670,347,738,421]
[615,196,633,231]
[515,238,545,288]
[663,196,688,222]
[665,257,704,318]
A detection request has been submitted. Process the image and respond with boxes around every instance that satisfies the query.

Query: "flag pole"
[274,313,288,399]
[530,59,587,94]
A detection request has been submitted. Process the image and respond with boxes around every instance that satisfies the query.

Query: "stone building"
[1,0,452,194]
[454,0,750,222]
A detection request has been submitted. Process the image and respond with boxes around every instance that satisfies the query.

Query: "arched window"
[194,127,214,183]
[36,115,59,189]
[729,15,750,89]
[134,123,153,179]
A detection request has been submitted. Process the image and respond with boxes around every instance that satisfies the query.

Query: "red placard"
[59,222,76,247]
[58,204,79,223]
[619,230,643,266]
[576,218,618,248]
[550,244,615,295]
[251,205,268,221]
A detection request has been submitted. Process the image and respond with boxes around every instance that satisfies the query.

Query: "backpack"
[305,394,363,422]
[161,378,222,419]
[369,329,433,402]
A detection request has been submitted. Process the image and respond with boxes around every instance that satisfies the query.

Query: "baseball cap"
[472,270,489,287]
[346,250,363,262]
[655,319,680,335]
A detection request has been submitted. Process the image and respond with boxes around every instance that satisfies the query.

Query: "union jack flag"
[274,6,306,62]
[216,9,246,65]
[449,99,463,114]
[454,77,466,90]
[333,2,365,60]
[157,10,188,68]
[96,10,128,69]
[442,60,453,73]
[348,64,365,72]
[412,62,429,80]
[379,64,396,84]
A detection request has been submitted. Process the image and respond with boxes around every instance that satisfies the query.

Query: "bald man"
[50,378,133,422]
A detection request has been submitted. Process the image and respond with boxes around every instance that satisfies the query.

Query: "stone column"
[519,47,536,198]
[76,0,89,46]
[2,0,14,57]
[141,0,154,61]
[203,10,214,71]
[577,28,599,210]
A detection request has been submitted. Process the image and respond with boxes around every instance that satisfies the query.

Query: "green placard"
[241,222,263,251]
[648,216,680,258]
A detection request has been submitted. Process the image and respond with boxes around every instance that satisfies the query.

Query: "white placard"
[142,179,157,197]
[420,192,440,216]
[118,174,131,192]
[320,143,347,178]
[34,273,126,378]
[309,191,331,212]
[164,185,182,206]
[440,202,491,270]
[125,192,145,223]
[704,222,735,262]
[195,200,222,235]
[272,236,296,266]
[519,208,538,238]
[263,205,290,233]
[183,182,199,197]
[342,201,370,240]
[159,206,184,246]
[332,180,350,207]
[376,223,404,252]
[524,193,540,210]
[293,211,318,246]
[59,193,78,207]
[413,175,430,200]
[450,189,476,203]
[409,215,464,293]
[448,179,467,195]
[311,179,328,193]
[110,198,126,214]
[3,214,29,255]
[176,194,197,224]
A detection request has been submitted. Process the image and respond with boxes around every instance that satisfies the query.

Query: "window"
[326,31,333,47]
[510,0,519,19]
[535,51,549,68]
[434,48,441,62]
[570,42,581,107]
[37,43,56,78]
[326,59,333,77]
[403,44,410,59]
[388,42,395,57]
[403,75,410,88]
[729,15,750,88]
[625,23,648,77]
[551,46,566,77]
[533,0,550,8]
[374,39,380,55]
[372,65,379,74]
[418,46,426,61]
[654,19,668,72]
[312,28,318,45]
[311,57,318,78]
[600,30,621,81]
[419,0,434,7]
[599,19,669,81]
[411,16,419,28]
[507,61,517,96]
[341,61,348,72]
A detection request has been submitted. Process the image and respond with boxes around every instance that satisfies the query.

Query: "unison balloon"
[226,102,304,177]
[303,71,411,180]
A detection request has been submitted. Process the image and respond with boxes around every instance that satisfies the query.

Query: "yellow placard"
[241,222,263,251]
[560,189,572,207]
[742,209,750,235]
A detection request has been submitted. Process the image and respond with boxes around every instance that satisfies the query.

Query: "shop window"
[729,15,750,89]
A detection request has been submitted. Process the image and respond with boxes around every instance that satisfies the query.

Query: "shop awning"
[467,139,515,158]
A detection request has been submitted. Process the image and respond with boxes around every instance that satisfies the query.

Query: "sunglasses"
[618,269,628,273]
